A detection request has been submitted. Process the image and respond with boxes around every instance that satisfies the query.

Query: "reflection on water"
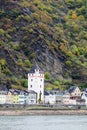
[0,115,87,130]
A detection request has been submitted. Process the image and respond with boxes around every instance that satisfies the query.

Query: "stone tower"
[28,65,44,103]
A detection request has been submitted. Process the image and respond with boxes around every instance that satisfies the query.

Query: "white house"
[18,91,26,105]
[28,65,44,103]
[28,90,37,104]
[44,91,56,105]
[0,91,7,104]
[81,92,87,106]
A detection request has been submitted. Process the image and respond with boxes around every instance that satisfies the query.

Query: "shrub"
[29,29,33,33]
[0,29,5,35]
[22,79,28,88]
[53,80,60,86]
[44,72,51,80]
[0,59,6,66]
[24,59,31,68]
[66,60,72,67]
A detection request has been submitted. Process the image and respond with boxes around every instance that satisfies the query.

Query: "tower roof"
[29,64,44,74]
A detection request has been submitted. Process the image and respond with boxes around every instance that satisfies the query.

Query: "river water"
[0,115,87,130]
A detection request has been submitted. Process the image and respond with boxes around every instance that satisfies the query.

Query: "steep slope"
[0,0,87,89]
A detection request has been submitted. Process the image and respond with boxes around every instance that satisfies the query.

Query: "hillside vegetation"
[0,0,87,90]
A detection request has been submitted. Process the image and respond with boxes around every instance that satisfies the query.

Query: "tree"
[38,91,42,104]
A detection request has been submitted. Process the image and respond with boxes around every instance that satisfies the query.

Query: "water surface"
[0,115,87,130]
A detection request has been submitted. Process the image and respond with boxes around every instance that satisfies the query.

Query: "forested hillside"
[0,0,87,90]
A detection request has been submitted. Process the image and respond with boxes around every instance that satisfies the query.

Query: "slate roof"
[47,90,64,95]
[68,86,78,93]
[44,91,49,96]
[85,88,87,93]
[9,89,20,95]
[29,64,44,74]
[0,90,8,95]
[28,90,37,94]
[84,93,87,97]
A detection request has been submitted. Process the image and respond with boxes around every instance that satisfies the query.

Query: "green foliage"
[79,83,87,90]
[3,68,12,76]
[29,29,33,33]
[66,60,72,67]
[11,8,20,18]
[22,79,28,88]
[44,72,51,80]
[0,29,5,35]
[0,0,87,89]
[16,15,31,22]
[53,80,60,86]
[24,59,32,68]
[0,59,6,66]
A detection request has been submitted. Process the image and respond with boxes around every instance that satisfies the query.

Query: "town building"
[18,91,26,105]
[12,90,19,104]
[0,91,7,104]
[28,90,37,104]
[62,92,76,105]
[6,91,13,104]
[28,65,44,103]
[44,91,56,105]
[47,90,63,105]
[81,91,87,106]
[68,86,82,99]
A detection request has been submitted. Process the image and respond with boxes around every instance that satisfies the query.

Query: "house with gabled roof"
[28,64,44,103]
[44,91,56,105]
[18,90,27,105]
[68,86,82,99]
[12,89,19,104]
[6,91,13,104]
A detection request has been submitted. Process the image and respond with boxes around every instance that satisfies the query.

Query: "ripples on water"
[0,115,87,130]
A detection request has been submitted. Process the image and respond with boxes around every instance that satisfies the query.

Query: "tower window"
[30,85,32,88]
[31,79,33,81]
[40,85,41,88]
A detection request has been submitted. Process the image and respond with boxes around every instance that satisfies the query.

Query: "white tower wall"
[28,68,44,103]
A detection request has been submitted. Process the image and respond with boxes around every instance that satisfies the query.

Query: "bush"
[44,72,51,80]
[0,29,5,35]
[24,59,31,68]
[22,79,28,88]
[53,80,60,86]
[66,60,72,67]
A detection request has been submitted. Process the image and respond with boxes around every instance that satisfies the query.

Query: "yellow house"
[11,90,19,104]
[13,94,19,104]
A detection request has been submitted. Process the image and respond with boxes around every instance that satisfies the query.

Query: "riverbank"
[0,109,87,116]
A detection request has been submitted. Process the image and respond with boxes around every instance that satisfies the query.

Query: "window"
[30,85,32,88]
[31,79,33,81]
[40,85,41,88]
[40,79,42,81]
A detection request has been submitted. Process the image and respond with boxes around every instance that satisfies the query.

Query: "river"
[0,115,87,130]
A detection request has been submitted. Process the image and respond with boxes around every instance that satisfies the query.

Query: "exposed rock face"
[37,49,63,77]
